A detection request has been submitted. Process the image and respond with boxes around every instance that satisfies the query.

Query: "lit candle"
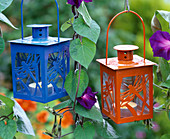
[29,82,54,96]
[120,102,137,117]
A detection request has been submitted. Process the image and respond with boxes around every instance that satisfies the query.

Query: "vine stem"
[56,107,72,114]
[52,115,57,134]
[0,112,14,121]
[73,63,81,111]
[58,117,62,139]
[61,132,74,138]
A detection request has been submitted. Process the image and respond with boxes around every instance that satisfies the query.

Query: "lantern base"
[102,109,153,124]
[14,88,68,103]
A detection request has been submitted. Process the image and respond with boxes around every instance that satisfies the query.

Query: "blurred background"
[0,0,170,138]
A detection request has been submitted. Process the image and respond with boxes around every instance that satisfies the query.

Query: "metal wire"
[21,0,60,42]
[124,0,130,11]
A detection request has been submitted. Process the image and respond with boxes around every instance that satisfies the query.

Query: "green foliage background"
[0,0,170,138]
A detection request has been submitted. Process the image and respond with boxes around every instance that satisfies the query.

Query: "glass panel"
[120,74,150,118]
[103,72,115,116]
[47,50,68,96]
[136,74,150,115]
[15,53,42,97]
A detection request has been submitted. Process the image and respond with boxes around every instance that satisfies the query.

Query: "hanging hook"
[124,0,130,12]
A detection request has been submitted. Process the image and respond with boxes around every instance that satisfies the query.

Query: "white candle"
[120,101,137,117]
[29,82,54,96]
[120,102,137,109]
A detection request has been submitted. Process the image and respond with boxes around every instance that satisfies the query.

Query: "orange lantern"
[96,10,156,124]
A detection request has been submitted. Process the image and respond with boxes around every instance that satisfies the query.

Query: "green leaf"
[53,99,72,110]
[65,70,89,101]
[78,2,92,27]
[160,134,170,139]
[61,17,74,32]
[12,99,35,136]
[168,110,170,120]
[75,104,103,122]
[151,13,162,33]
[0,0,13,12]
[0,95,14,119]
[73,17,100,44]
[94,120,118,138]
[161,80,170,88]
[0,120,17,139]
[74,121,95,139]
[70,38,96,69]
[155,10,170,23]
[159,58,170,82]
[165,100,170,120]
[0,37,5,55]
[0,13,17,29]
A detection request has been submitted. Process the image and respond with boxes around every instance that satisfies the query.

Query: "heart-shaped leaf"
[73,17,100,44]
[93,119,118,138]
[0,0,13,12]
[78,2,92,27]
[0,95,14,119]
[160,134,170,139]
[74,121,95,139]
[0,13,17,29]
[151,14,162,33]
[161,80,170,88]
[0,36,5,55]
[75,104,103,122]
[65,70,89,101]
[155,10,170,23]
[53,99,73,110]
[61,17,74,32]
[70,38,96,69]
[0,120,17,139]
[159,57,170,82]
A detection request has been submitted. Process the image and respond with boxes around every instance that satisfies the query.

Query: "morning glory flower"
[149,30,170,60]
[77,87,98,109]
[67,0,92,9]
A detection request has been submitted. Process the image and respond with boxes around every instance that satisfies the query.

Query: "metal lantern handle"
[106,10,145,65]
[21,0,60,42]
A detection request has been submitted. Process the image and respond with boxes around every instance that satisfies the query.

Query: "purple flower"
[153,103,160,108]
[152,122,160,132]
[135,131,146,139]
[149,30,170,60]
[67,0,92,9]
[77,87,98,109]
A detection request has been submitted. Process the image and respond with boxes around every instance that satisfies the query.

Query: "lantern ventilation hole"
[27,24,52,41]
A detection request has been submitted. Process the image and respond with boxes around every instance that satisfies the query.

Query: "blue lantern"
[9,0,70,103]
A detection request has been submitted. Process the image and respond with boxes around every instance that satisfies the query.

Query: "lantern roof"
[9,24,71,46]
[9,37,71,46]
[96,55,157,70]
[114,45,139,51]
[27,24,52,28]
